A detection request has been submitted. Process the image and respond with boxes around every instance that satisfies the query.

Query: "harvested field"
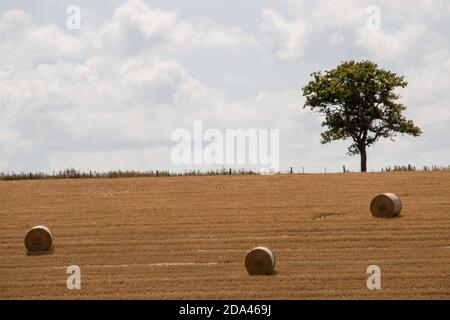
[0,172,449,299]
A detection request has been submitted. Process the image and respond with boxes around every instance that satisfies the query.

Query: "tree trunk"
[359,146,367,172]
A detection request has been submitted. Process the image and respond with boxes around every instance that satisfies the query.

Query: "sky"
[0,0,449,173]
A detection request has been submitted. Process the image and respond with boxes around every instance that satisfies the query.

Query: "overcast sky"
[0,0,449,173]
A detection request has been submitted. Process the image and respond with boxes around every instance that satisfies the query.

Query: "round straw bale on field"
[24,225,54,253]
[370,193,402,218]
[245,247,276,275]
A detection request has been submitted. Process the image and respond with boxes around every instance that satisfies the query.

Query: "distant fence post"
[229,168,232,175]
[343,165,346,173]
[290,167,293,174]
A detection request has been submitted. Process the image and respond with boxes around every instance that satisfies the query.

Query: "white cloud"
[404,50,450,126]
[259,0,365,62]
[259,0,448,62]
[0,0,258,64]
[0,9,83,65]
[99,0,258,54]
[260,8,310,61]
[355,24,428,60]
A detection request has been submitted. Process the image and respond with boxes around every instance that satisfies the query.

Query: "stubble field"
[1,172,449,299]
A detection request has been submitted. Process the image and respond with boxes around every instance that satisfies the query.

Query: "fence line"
[0,164,449,181]
[283,164,450,174]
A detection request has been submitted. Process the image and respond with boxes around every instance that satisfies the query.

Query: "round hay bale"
[244,247,276,275]
[24,225,54,253]
[370,193,402,218]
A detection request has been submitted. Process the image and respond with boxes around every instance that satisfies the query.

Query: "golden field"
[1,172,449,299]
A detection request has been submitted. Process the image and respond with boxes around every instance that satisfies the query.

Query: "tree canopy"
[302,60,422,172]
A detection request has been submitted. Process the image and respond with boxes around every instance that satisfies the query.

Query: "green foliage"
[302,60,422,170]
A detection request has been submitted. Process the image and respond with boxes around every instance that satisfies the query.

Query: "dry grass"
[1,172,450,299]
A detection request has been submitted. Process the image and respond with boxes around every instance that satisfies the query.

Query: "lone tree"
[302,60,422,172]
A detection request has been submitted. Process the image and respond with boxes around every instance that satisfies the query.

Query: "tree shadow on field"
[26,248,54,256]
[372,214,403,219]
[248,271,278,277]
